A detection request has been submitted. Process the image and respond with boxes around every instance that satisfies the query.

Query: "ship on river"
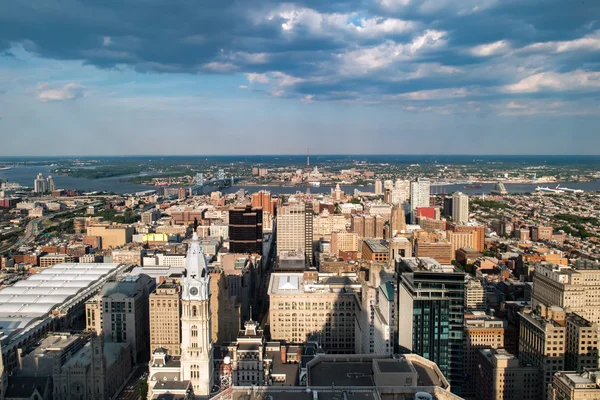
[536,185,584,194]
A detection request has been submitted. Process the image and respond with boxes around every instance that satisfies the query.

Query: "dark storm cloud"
[1,0,599,105]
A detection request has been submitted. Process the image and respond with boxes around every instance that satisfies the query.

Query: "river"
[2,166,600,195]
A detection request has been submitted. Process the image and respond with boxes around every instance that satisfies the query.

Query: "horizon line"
[1,154,600,158]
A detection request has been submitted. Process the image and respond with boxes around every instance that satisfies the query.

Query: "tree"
[137,380,148,399]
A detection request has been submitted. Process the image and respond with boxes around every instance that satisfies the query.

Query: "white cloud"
[338,30,446,75]
[301,94,314,103]
[234,52,270,64]
[239,85,249,89]
[519,30,600,54]
[103,36,112,46]
[506,101,527,109]
[202,62,237,72]
[246,73,270,84]
[388,87,468,100]
[37,82,86,102]
[504,70,600,93]
[378,0,412,11]
[348,17,416,37]
[471,40,510,57]
[270,6,416,40]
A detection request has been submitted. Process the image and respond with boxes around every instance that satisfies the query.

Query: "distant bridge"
[189,176,242,195]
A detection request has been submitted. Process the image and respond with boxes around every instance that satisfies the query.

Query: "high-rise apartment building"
[99,274,156,363]
[415,241,453,265]
[552,370,600,400]
[251,190,276,215]
[396,257,465,394]
[463,313,512,398]
[391,179,410,205]
[565,314,599,372]
[33,173,48,193]
[277,202,313,266]
[47,175,55,192]
[448,223,485,253]
[209,270,240,343]
[448,231,475,259]
[374,179,383,195]
[517,308,600,398]
[519,307,567,397]
[149,279,181,356]
[229,205,263,254]
[478,348,540,400]
[358,263,395,355]
[464,278,486,311]
[410,178,431,212]
[363,214,375,238]
[268,272,361,353]
[452,192,469,224]
[312,213,347,239]
[330,232,359,256]
[532,262,600,324]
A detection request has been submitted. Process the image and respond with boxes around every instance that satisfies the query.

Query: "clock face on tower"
[189,286,199,296]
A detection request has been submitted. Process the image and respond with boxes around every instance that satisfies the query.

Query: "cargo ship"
[464,184,483,189]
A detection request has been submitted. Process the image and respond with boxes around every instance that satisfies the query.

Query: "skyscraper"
[410,179,431,222]
[149,279,181,356]
[390,204,406,235]
[397,257,465,394]
[34,173,47,193]
[180,233,214,396]
[391,179,410,205]
[374,179,383,195]
[229,205,263,254]
[452,192,469,224]
[251,190,275,215]
[277,202,313,266]
[47,175,55,192]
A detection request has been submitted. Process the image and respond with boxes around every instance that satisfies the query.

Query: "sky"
[0,0,599,156]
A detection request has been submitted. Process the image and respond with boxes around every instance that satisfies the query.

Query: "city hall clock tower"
[180,233,213,396]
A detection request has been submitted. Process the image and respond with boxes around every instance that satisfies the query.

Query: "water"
[2,166,600,195]
[0,166,151,194]
[220,182,600,196]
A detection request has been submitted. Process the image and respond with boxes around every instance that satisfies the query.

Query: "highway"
[0,205,88,255]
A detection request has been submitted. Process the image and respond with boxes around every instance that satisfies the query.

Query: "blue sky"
[0,0,599,155]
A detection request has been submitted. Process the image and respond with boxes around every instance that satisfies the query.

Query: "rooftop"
[269,273,360,296]
[0,263,121,337]
[363,239,388,253]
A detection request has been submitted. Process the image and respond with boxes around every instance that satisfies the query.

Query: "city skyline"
[1,0,600,155]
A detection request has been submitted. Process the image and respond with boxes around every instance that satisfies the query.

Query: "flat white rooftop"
[0,263,121,338]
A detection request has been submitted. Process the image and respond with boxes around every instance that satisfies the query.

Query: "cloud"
[239,85,249,89]
[518,30,600,54]
[246,73,270,84]
[471,40,510,57]
[504,70,600,93]
[0,0,599,113]
[36,82,86,102]
[387,87,469,100]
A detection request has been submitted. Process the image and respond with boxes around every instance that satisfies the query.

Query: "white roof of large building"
[0,263,121,338]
